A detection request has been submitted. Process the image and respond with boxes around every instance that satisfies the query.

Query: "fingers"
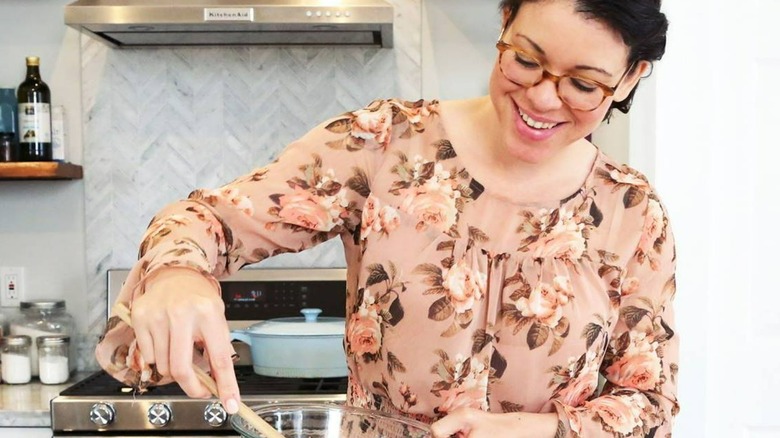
[133,319,156,368]
[129,269,227,401]
[430,409,476,438]
[169,318,211,399]
[200,311,241,414]
[131,299,171,376]
[152,318,171,377]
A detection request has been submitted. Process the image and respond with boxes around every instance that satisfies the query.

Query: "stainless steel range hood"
[64,0,394,48]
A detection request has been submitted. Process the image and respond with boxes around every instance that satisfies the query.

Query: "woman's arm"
[554,190,679,437]
[95,99,411,409]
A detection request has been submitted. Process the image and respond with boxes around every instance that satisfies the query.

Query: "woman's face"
[489,0,645,164]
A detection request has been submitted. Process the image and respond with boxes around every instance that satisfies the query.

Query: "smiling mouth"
[515,105,562,130]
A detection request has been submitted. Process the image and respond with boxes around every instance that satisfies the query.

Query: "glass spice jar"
[37,335,70,384]
[10,300,75,376]
[1,335,32,384]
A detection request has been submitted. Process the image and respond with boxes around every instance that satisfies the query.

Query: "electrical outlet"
[1,267,25,307]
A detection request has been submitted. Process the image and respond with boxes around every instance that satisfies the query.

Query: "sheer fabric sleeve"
[95,99,401,388]
[553,191,680,438]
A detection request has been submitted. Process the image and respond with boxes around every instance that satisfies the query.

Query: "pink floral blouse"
[96,99,679,438]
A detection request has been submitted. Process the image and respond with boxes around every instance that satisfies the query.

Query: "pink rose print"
[403,102,434,125]
[361,195,400,240]
[556,403,584,435]
[347,291,383,356]
[514,276,572,328]
[637,198,665,269]
[351,105,393,147]
[399,160,462,233]
[205,187,254,216]
[584,394,645,435]
[378,205,400,233]
[558,372,598,407]
[606,351,663,391]
[435,357,489,414]
[348,374,374,408]
[437,385,486,414]
[622,276,641,296]
[556,351,600,406]
[522,208,588,260]
[608,168,649,187]
[443,260,486,314]
[400,187,458,232]
[605,331,662,391]
[278,186,347,232]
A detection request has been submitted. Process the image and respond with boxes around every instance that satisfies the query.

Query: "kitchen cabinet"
[0,162,83,180]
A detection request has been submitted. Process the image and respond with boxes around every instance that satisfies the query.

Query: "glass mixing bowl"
[231,403,431,438]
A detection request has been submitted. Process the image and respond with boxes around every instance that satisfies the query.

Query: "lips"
[515,103,562,129]
[511,102,565,142]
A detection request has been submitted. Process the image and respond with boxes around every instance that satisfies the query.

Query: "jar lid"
[1,335,32,347]
[20,300,66,310]
[36,335,70,346]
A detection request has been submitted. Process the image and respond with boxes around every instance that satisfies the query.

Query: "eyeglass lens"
[499,49,606,111]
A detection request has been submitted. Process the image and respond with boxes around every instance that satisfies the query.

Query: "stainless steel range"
[50,268,348,437]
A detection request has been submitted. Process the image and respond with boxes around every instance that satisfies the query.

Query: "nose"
[524,78,564,112]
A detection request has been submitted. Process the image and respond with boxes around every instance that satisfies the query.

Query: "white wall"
[634,2,708,436]
[0,1,87,336]
[421,0,498,99]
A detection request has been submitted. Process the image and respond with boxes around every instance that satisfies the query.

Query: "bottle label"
[18,103,51,143]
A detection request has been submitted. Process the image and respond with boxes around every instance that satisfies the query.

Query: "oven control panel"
[222,279,346,320]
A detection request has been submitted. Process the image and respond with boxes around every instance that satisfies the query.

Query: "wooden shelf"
[0,162,83,180]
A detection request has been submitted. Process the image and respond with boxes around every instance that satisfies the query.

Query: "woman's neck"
[440,96,598,203]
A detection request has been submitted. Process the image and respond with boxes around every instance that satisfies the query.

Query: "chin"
[502,137,560,164]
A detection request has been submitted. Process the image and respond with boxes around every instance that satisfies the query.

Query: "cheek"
[488,63,506,100]
[572,99,611,130]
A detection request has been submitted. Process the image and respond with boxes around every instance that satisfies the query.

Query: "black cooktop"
[61,366,348,397]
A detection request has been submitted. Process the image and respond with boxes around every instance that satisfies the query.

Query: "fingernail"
[226,398,239,414]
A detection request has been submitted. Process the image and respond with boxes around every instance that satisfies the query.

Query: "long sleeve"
[95,99,411,388]
[553,190,680,438]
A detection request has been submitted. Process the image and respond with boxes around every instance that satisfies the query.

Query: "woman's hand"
[131,268,241,414]
[430,408,559,438]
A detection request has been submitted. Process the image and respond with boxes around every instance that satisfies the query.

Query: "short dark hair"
[498,0,669,120]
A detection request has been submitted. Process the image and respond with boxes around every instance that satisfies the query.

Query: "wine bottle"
[17,56,52,161]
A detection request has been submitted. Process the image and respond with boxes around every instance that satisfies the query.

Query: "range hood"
[64,0,394,48]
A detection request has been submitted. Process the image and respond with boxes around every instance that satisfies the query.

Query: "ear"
[501,7,512,28]
[613,60,652,102]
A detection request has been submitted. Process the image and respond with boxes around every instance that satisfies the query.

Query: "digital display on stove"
[230,287,269,303]
[221,280,346,319]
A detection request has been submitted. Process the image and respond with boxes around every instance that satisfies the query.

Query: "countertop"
[0,373,90,428]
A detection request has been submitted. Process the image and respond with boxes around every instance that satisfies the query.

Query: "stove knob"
[147,403,173,427]
[204,402,228,427]
[89,402,116,426]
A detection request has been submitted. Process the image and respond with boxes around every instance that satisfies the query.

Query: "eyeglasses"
[495,29,634,112]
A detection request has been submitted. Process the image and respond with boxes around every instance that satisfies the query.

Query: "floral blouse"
[96,99,679,438]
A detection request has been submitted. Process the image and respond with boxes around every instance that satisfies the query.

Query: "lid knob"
[300,308,322,323]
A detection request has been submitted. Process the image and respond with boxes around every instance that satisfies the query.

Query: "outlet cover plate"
[1,267,25,307]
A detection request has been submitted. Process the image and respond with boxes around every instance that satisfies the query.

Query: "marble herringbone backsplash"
[79,0,422,370]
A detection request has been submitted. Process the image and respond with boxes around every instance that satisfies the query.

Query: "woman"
[96,1,677,437]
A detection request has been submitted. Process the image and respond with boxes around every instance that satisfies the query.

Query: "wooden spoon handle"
[112,302,284,438]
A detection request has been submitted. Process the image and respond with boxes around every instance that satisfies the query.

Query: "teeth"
[520,112,558,130]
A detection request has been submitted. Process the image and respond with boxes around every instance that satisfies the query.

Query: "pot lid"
[247,308,344,336]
